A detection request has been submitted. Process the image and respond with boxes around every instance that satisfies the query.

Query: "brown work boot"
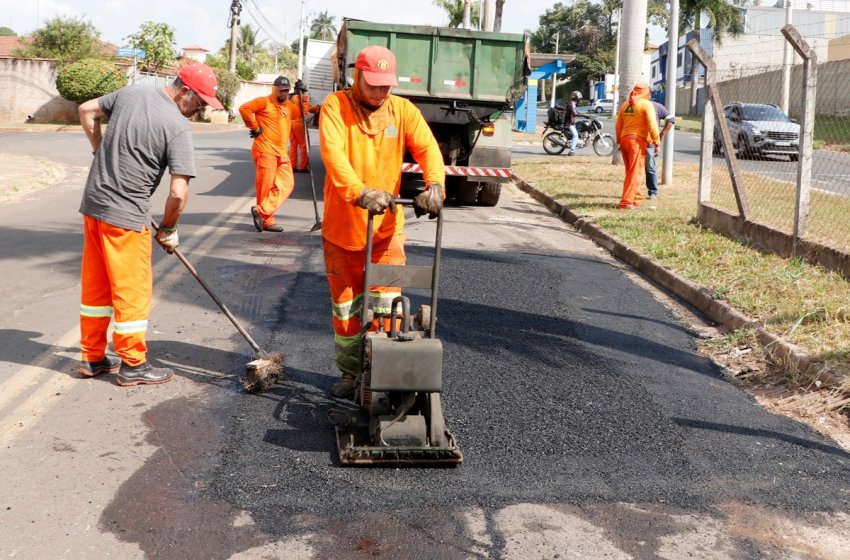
[330,377,357,399]
[116,361,174,387]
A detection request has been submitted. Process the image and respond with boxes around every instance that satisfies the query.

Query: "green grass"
[513,156,850,381]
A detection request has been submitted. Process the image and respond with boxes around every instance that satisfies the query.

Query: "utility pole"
[781,0,793,114]
[613,9,621,104]
[662,0,679,186]
[550,32,559,109]
[297,0,305,80]
[228,0,241,74]
[463,0,471,29]
[482,0,495,32]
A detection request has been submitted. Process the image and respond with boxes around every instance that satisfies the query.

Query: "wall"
[0,57,79,123]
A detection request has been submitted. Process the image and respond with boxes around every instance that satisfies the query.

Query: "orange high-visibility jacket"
[615,98,660,146]
[239,94,294,157]
[289,93,318,122]
[319,91,445,251]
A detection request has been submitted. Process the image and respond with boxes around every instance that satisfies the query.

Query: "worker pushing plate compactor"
[329,201,462,466]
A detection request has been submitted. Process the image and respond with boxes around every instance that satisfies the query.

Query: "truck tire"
[456,182,479,205]
[477,182,501,206]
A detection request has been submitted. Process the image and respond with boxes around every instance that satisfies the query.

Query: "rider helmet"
[570,90,582,101]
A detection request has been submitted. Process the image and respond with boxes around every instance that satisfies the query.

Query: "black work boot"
[330,377,357,399]
[117,361,174,387]
[79,355,121,377]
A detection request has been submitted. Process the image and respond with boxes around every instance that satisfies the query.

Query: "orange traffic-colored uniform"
[289,92,319,170]
[615,88,659,209]
[319,90,445,378]
[239,94,296,228]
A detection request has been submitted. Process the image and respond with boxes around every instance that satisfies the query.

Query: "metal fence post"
[781,24,816,254]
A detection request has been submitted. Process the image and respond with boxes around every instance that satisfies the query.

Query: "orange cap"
[178,63,224,110]
[354,45,398,87]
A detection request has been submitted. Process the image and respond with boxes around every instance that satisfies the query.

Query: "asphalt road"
[1,128,849,559]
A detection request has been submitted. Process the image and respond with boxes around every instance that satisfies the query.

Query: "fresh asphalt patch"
[209,240,850,539]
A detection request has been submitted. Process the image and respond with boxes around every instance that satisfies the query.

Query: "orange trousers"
[252,148,295,228]
[619,135,648,208]
[289,122,308,170]
[80,216,152,366]
[323,235,405,378]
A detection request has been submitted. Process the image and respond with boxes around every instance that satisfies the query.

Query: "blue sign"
[118,47,146,58]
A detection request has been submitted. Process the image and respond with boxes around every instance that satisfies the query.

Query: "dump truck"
[333,19,529,206]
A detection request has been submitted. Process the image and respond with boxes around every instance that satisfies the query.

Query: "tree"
[13,16,102,62]
[433,0,481,28]
[124,22,177,74]
[310,11,337,41]
[0,27,16,37]
[680,0,745,113]
[237,25,264,65]
[56,58,127,104]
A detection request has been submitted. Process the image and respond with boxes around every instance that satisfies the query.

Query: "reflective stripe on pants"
[323,235,405,378]
[80,216,151,366]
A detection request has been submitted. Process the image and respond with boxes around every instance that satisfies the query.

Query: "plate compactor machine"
[329,201,463,466]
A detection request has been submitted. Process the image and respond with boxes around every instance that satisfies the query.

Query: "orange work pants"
[252,148,295,228]
[619,134,647,208]
[80,216,152,366]
[323,235,406,378]
[289,122,309,170]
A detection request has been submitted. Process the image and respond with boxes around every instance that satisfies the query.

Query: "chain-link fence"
[692,25,850,269]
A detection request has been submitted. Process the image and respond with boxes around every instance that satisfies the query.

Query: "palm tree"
[680,0,745,114]
[433,0,481,28]
[310,11,337,41]
[238,24,264,65]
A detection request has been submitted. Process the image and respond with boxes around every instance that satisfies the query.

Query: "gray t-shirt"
[79,85,195,231]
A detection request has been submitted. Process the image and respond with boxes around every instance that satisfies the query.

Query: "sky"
[3,0,561,53]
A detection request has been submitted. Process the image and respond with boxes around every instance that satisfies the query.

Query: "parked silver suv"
[713,102,800,161]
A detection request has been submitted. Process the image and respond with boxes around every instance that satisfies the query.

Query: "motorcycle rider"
[565,91,581,156]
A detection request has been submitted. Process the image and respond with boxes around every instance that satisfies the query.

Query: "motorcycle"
[542,114,615,157]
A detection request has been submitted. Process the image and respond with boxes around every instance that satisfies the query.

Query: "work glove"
[155,227,179,254]
[356,189,397,216]
[413,184,444,219]
[249,126,263,138]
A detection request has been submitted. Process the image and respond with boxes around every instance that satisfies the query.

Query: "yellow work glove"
[413,184,443,219]
[155,226,179,254]
[356,189,397,216]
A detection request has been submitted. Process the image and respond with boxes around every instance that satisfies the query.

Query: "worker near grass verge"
[289,79,320,172]
[239,76,296,233]
[319,45,446,399]
[614,82,659,209]
[78,64,224,386]
[645,100,676,205]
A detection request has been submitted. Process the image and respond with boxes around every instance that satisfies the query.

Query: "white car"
[590,99,614,113]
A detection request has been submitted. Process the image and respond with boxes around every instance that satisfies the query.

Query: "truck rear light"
[481,123,495,136]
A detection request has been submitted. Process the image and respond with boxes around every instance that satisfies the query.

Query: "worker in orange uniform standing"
[289,79,320,172]
[614,82,659,209]
[78,64,224,386]
[239,76,295,233]
[319,45,446,398]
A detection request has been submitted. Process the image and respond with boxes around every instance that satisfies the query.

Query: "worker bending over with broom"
[78,64,223,386]
[319,45,446,399]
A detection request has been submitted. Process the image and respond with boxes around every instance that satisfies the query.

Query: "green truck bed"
[336,19,528,107]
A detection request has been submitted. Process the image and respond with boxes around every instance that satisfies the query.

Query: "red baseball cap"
[178,64,224,110]
[355,45,398,87]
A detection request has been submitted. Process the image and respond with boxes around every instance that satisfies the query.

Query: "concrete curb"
[513,175,844,389]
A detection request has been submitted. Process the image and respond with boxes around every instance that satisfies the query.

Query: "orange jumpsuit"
[319,90,445,378]
[289,92,319,171]
[615,89,659,209]
[238,94,296,228]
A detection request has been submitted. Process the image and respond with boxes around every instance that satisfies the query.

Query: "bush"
[212,67,240,115]
[56,58,127,104]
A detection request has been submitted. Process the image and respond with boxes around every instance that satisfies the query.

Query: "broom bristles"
[242,353,285,393]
